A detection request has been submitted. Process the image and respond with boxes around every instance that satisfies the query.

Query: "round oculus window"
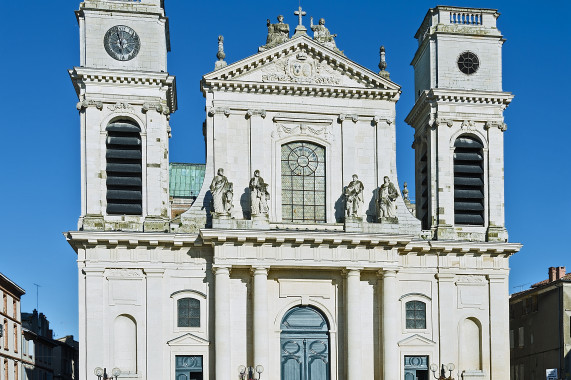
[457,51,479,75]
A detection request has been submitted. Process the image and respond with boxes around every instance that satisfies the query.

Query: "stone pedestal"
[379,216,398,224]
[251,214,270,229]
[461,370,486,379]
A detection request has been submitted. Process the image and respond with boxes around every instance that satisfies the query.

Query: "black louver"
[106,121,143,215]
[453,136,484,225]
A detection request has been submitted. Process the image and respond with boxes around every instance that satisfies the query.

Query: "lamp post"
[238,365,264,380]
[430,363,455,380]
[94,367,121,380]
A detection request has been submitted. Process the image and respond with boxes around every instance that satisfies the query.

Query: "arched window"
[405,301,426,329]
[106,120,142,215]
[113,315,137,374]
[281,141,326,223]
[453,135,484,225]
[177,298,200,328]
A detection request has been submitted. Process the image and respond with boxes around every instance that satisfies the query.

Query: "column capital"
[251,266,270,276]
[435,273,456,281]
[82,267,105,276]
[246,109,267,119]
[339,113,359,123]
[212,265,232,275]
[208,107,231,117]
[342,267,363,277]
[372,115,394,125]
[379,268,398,278]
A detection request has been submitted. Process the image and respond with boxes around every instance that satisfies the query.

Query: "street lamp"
[238,365,264,380]
[94,367,121,380]
[430,363,455,380]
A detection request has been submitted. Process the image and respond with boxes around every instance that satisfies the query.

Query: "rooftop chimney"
[548,266,566,282]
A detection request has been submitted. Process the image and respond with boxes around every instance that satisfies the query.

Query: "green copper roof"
[169,163,205,198]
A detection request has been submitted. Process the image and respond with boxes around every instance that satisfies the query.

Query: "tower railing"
[449,11,483,25]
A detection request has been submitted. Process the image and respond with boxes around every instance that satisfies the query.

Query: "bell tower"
[405,6,513,242]
[69,0,177,232]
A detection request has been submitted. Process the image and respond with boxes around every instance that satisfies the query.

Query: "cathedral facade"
[66,2,521,380]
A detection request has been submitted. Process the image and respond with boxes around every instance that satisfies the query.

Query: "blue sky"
[0,0,569,338]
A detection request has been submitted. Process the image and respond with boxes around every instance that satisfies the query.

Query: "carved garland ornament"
[107,102,134,112]
[272,123,333,141]
[261,52,342,85]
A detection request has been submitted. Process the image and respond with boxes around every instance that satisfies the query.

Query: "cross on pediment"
[294,6,306,26]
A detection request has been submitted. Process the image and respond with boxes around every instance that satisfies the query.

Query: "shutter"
[454,136,484,226]
[105,121,143,215]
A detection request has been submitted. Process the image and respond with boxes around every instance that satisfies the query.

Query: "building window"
[2,294,6,314]
[13,325,17,352]
[106,120,143,215]
[453,135,484,225]
[4,359,7,380]
[509,330,514,349]
[518,326,524,348]
[177,298,200,328]
[281,141,326,223]
[405,301,426,329]
[12,300,16,319]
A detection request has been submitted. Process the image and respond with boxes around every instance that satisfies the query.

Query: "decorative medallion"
[457,51,479,75]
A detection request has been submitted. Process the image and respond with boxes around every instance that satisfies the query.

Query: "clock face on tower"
[104,25,141,61]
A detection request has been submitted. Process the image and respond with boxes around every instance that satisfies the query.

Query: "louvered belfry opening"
[106,120,143,215]
[418,145,429,229]
[453,135,484,225]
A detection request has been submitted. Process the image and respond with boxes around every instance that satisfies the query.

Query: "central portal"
[280,306,330,380]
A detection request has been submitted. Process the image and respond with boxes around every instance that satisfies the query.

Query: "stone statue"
[402,182,409,201]
[264,15,290,49]
[250,170,270,216]
[210,168,232,214]
[310,17,339,51]
[345,174,364,218]
[378,176,398,220]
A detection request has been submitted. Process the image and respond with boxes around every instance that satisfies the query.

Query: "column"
[382,269,398,380]
[346,268,362,380]
[214,266,231,380]
[488,274,509,379]
[339,114,358,186]
[252,267,269,370]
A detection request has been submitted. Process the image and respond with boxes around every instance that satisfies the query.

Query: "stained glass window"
[405,301,426,329]
[281,141,326,223]
[177,298,200,327]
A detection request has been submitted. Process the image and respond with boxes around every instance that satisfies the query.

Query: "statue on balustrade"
[378,176,398,221]
[345,174,364,218]
[210,168,233,215]
[250,170,270,216]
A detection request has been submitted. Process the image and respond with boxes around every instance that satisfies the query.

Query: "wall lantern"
[430,363,455,380]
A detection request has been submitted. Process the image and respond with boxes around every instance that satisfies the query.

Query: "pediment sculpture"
[262,15,290,50]
[310,17,341,54]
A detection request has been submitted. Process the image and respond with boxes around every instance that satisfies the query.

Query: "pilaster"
[487,273,509,379]
[382,269,398,380]
[252,266,269,372]
[213,266,231,380]
[345,268,362,380]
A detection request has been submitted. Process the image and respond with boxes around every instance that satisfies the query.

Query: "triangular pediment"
[398,334,436,347]
[167,333,209,346]
[203,35,400,94]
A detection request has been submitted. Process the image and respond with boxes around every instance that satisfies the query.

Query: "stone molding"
[107,102,134,112]
[372,116,394,125]
[246,109,267,118]
[76,99,103,111]
[143,102,170,115]
[105,268,144,278]
[272,123,333,141]
[207,107,230,117]
[484,120,507,131]
[339,113,359,123]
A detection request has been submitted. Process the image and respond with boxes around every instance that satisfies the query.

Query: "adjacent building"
[22,310,56,380]
[510,267,571,380]
[66,2,521,380]
[53,336,79,380]
[0,273,25,380]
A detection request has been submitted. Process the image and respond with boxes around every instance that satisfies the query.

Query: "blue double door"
[280,306,330,380]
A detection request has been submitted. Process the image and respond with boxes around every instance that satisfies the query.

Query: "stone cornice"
[405,88,513,128]
[69,67,177,113]
[65,231,200,251]
[401,240,521,257]
[200,229,413,248]
[202,79,399,100]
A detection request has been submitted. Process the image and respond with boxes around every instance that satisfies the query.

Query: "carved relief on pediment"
[260,52,342,85]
